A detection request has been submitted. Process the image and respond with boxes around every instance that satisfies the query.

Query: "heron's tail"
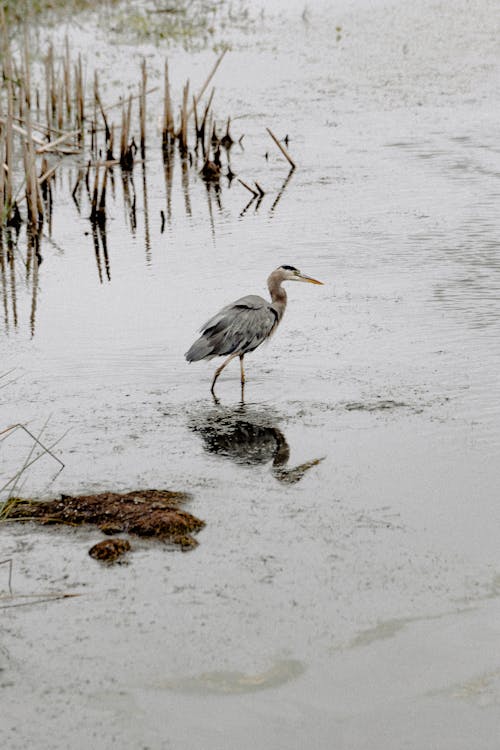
[185,336,213,362]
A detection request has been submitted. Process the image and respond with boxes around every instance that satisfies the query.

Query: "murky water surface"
[1,1,500,748]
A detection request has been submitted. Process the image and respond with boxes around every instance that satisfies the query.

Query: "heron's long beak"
[298,273,323,285]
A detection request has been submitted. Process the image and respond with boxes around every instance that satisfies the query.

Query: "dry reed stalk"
[220,116,233,148]
[120,101,127,161]
[237,178,258,197]
[36,129,80,154]
[0,134,4,222]
[192,95,199,140]
[22,143,37,225]
[94,88,111,154]
[45,43,56,138]
[119,95,134,169]
[38,162,58,188]
[22,31,31,110]
[57,81,64,131]
[198,87,215,143]
[102,86,158,115]
[205,111,213,157]
[178,79,190,153]
[3,27,14,219]
[266,128,296,169]
[75,55,84,146]
[211,120,219,146]
[188,48,227,118]
[32,151,43,221]
[0,117,46,147]
[64,36,71,120]
[162,60,173,145]
[23,30,39,231]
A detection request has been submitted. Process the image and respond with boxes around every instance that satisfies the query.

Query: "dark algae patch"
[2,489,205,556]
[89,537,131,563]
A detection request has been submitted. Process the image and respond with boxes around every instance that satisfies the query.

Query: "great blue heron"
[185,265,323,393]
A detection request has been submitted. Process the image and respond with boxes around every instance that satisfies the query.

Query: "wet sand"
[1,0,500,747]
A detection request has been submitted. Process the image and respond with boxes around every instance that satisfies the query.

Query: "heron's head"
[277,265,323,285]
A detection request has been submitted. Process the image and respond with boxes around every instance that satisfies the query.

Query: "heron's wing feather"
[200,295,268,333]
[186,295,277,361]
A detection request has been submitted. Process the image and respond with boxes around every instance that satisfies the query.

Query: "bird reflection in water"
[189,404,323,484]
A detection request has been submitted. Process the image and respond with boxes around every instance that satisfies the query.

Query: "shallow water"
[2,1,500,748]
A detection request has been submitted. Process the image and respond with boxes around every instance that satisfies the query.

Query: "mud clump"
[3,489,205,554]
[89,538,131,563]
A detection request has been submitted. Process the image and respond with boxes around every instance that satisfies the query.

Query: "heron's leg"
[211,352,239,394]
[239,354,245,385]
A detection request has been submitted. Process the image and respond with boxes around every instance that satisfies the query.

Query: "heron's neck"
[267,271,287,319]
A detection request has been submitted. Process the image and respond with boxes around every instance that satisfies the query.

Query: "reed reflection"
[0,224,43,336]
[189,404,323,484]
[141,159,151,263]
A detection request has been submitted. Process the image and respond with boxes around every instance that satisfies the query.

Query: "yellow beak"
[298,273,323,285]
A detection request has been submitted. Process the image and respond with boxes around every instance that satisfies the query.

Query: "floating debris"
[266,127,296,170]
[2,489,205,554]
[89,537,131,564]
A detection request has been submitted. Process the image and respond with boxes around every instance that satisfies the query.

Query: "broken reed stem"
[188,48,227,118]
[38,163,58,187]
[22,142,36,224]
[1,9,14,219]
[197,87,215,148]
[45,42,56,140]
[119,95,134,169]
[192,96,199,140]
[93,71,112,158]
[22,30,31,110]
[162,60,173,145]
[102,86,158,115]
[64,36,71,120]
[57,81,64,131]
[0,117,46,147]
[36,130,80,154]
[23,29,37,224]
[238,178,258,197]
[0,38,240,234]
[179,79,189,153]
[266,128,296,169]
[75,54,84,147]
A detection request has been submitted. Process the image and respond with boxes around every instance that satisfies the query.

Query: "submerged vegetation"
[1,489,205,553]
[1,0,253,48]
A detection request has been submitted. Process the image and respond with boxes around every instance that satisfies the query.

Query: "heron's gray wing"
[199,295,266,332]
[186,295,277,361]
